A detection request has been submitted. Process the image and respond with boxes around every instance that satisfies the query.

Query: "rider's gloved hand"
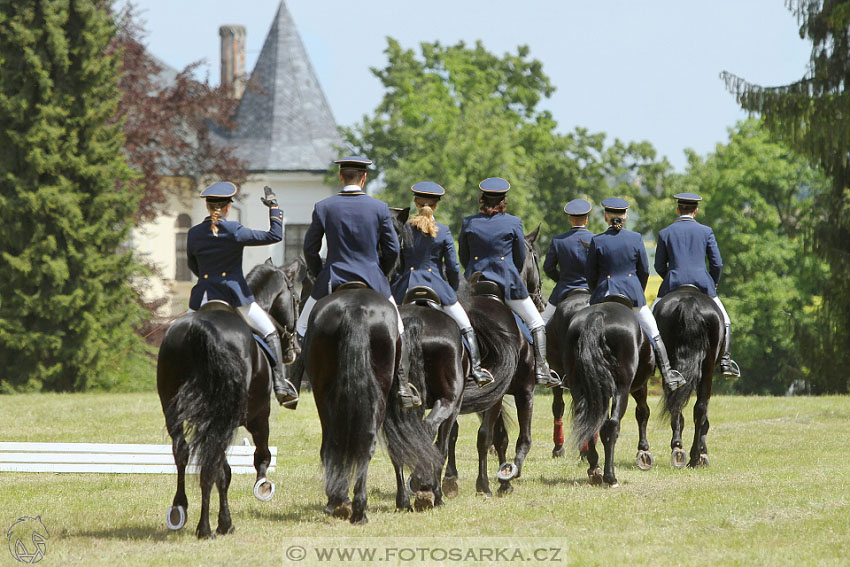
[261,185,278,208]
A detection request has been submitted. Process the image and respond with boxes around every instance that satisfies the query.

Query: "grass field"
[2,391,849,566]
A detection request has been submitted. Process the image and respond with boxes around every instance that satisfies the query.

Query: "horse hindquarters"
[165,317,249,538]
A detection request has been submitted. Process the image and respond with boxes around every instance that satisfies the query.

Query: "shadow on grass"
[72,524,168,542]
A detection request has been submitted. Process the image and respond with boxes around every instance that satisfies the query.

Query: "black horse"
[653,286,725,468]
[388,208,541,497]
[565,300,655,487]
[156,260,300,539]
[443,229,543,497]
[546,290,591,457]
[303,286,443,524]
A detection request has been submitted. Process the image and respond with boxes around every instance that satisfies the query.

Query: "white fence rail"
[0,442,276,474]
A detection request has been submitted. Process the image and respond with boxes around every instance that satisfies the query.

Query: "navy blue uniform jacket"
[543,226,592,304]
[391,223,461,305]
[187,208,283,310]
[458,212,529,300]
[654,216,722,298]
[586,227,649,307]
[303,192,399,300]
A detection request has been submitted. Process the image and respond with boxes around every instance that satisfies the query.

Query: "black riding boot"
[397,335,422,409]
[719,324,741,378]
[652,334,685,391]
[531,327,560,388]
[461,327,494,388]
[264,332,299,408]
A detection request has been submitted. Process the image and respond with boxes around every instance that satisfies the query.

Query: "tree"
[721,1,850,392]
[112,3,246,224]
[0,1,145,391]
[640,120,829,394]
[341,39,670,256]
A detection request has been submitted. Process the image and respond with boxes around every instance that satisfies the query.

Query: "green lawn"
[1,392,849,566]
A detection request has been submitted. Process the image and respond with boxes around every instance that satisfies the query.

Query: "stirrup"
[473,368,495,389]
[274,378,299,408]
[720,359,740,378]
[399,383,422,410]
[665,369,686,391]
[536,368,561,388]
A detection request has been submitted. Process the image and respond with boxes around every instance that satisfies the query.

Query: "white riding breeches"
[189,293,276,337]
[541,301,557,324]
[505,296,545,331]
[633,305,660,338]
[296,294,405,337]
[439,301,473,331]
[712,296,731,326]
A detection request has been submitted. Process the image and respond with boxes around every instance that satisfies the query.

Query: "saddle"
[470,276,505,301]
[334,281,369,292]
[402,285,442,307]
[601,294,634,309]
[565,288,591,299]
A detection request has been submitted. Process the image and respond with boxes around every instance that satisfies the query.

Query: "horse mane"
[245,263,286,309]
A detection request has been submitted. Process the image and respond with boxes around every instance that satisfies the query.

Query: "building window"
[285,224,310,264]
[175,214,193,281]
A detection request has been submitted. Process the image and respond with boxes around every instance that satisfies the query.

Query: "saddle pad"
[513,313,534,345]
[253,334,277,367]
[636,323,656,349]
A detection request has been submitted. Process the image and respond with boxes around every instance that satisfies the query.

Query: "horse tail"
[383,316,443,488]
[662,301,707,418]
[323,306,384,497]
[169,317,247,474]
[569,311,616,449]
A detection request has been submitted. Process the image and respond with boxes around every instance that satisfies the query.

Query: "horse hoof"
[442,476,459,498]
[497,483,514,496]
[413,491,435,512]
[552,446,566,458]
[350,514,368,525]
[671,448,687,469]
[166,506,186,531]
[605,481,620,489]
[689,453,710,467]
[497,462,518,481]
[216,524,235,536]
[333,502,352,521]
[253,477,275,502]
[636,450,655,471]
[588,466,604,486]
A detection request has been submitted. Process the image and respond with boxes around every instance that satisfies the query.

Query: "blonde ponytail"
[207,202,228,236]
[409,196,439,238]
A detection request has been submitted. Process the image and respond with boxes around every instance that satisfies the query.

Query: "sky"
[121,0,812,172]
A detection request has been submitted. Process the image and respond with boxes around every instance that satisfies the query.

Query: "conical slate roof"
[218,1,342,172]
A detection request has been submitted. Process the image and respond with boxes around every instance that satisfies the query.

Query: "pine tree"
[721,1,850,392]
[0,1,145,391]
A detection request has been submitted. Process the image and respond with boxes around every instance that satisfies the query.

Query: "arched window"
[175,214,192,281]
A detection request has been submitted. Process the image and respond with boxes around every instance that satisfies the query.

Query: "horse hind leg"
[196,467,215,539]
[442,421,460,498]
[350,438,377,525]
[552,387,567,458]
[632,385,655,471]
[599,389,629,488]
[247,413,275,501]
[688,383,711,467]
[215,460,235,535]
[166,420,189,531]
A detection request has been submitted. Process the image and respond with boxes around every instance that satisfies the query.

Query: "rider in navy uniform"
[458,177,560,387]
[297,156,422,409]
[586,197,685,391]
[186,181,299,407]
[541,198,594,323]
[654,192,740,377]
[391,182,494,388]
